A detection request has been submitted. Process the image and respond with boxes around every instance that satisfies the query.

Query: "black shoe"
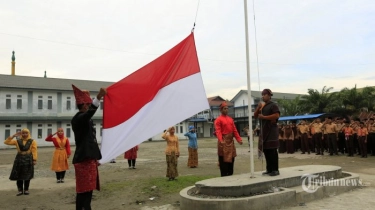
[60,179,64,183]
[132,166,136,169]
[269,171,280,176]
[262,171,271,175]
[23,191,29,195]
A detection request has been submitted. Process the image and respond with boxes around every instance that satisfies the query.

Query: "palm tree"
[361,86,375,111]
[277,95,303,116]
[339,85,365,113]
[300,86,336,114]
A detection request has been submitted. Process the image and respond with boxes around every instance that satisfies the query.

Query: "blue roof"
[189,118,208,122]
[279,113,325,121]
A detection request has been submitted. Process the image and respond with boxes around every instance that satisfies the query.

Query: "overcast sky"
[1,0,374,100]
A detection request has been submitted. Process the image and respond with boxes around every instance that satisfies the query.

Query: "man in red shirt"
[214,102,243,177]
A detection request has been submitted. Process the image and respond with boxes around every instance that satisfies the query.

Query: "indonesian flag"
[100,33,209,163]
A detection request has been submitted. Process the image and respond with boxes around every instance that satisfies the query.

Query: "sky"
[1,0,374,100]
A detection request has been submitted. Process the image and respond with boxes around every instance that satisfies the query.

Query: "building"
[188,90,302,138]
[0,52,194,149]
[1,52,302,148]
[230,90,302,132]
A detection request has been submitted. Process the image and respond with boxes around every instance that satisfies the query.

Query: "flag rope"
[192,0,201,32]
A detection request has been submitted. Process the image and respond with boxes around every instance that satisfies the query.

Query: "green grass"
[101,175,215,197]
[142,175,215,194]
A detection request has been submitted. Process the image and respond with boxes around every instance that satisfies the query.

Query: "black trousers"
[368,133,375,155]
[263,148,279,172]
[56,171,66,180]
[338,132,346,153]
[323,134,329,151]
[301,133,309,153]
[218,156,234,177]
[358,136,367,157]
[345,135,354,156]
[17,180,30,191]
[314,133,323,154]
[353,134,359,154]
[127,159,136,167]
[76,191,93,210]
[328,133,338,155]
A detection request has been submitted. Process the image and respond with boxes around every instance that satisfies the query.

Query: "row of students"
[278,117,375,158]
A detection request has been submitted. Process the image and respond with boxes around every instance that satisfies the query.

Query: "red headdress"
[72,84,92,105]
[220,102,227,110]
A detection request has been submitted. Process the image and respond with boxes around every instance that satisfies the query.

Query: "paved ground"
[1,137,375,210]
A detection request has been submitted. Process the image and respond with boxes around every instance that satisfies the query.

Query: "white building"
[1,53,301,148]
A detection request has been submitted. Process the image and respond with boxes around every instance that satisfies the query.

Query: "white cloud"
[0,0,374,99]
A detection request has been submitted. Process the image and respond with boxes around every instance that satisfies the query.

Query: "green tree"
[300,86,336,114]
[277,95,303,116]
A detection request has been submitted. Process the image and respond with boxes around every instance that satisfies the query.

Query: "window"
[175,126,178,133]
[38,96,43,109]
[47,128,52,135]
[38,129,42,139]
[100,101,103,110]
[5,129,10,139]
[17,99,22,109]
[6,99,11,109]
[67,101,71,110]
[180,126,183,133]
[17,95,22,109]
[66,128,71,138]
[48,96,52,109]
[100,124,103,136]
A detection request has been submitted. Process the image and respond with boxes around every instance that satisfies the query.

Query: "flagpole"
[244,0,255,178]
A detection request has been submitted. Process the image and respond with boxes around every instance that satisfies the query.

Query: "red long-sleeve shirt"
[214,115,242,142]
[45,134,71,155]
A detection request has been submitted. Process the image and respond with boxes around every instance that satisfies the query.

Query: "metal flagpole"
[244,0,255,178]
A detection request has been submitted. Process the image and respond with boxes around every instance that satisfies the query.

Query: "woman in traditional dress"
[162,127,180,181]
[124,145,139,169]
[4,128,37,196]
[45,128,71,183]
[184,125,198,168]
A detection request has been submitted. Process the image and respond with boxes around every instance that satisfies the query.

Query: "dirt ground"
[1,137,375,210]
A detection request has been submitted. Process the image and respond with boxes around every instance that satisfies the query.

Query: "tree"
[277,95,303,116]
[300,86,336,114]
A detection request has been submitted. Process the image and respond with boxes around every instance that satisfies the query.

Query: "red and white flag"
[100,33,209,163]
